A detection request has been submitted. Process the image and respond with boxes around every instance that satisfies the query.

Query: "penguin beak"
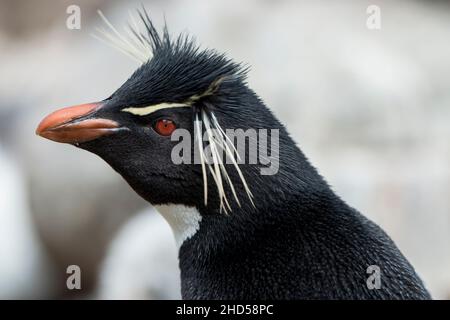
[36,102,120,144]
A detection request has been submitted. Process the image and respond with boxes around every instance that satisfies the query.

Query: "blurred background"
[0,0,449,299]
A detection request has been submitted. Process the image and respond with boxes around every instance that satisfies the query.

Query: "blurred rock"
[0,144,55,299]
[97,208,180,299]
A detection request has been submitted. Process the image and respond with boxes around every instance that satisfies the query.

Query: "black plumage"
[37,9,431,300]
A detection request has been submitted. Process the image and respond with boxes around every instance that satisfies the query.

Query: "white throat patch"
[154,204,202,249]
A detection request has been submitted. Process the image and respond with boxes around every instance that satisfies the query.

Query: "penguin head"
[36,9,284,213]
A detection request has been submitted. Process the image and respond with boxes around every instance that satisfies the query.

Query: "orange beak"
[36,102,120,144]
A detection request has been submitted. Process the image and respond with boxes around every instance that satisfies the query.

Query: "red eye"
[154,119,176,136]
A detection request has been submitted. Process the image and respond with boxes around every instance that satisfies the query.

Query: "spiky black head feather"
[112,39,248,108]
[100,8,248,109]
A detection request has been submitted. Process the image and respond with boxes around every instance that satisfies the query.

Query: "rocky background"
[0,0,449,299]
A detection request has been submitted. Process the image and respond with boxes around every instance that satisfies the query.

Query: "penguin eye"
[153,118,177,136]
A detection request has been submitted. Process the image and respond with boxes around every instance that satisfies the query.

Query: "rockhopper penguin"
[36,9,431,299]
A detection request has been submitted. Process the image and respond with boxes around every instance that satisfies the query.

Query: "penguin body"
[36,9,431,300]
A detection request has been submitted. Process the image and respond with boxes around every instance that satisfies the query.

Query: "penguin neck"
[170,138,336,253]
[175,181,340,299]
[156,138,340,298]
[188,182,335,250]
